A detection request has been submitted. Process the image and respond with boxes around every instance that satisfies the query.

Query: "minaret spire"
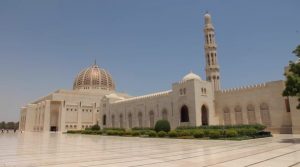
[204,12,221,91]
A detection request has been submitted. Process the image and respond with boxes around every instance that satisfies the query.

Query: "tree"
[283,45,300,109]
[0,121,5,129]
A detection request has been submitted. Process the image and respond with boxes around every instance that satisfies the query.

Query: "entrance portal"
[201,105,209,125]
[50,126,57,131]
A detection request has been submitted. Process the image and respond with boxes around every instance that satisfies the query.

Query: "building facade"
[19,13,300,134]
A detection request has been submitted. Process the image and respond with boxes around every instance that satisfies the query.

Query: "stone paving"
[0,132,300,167]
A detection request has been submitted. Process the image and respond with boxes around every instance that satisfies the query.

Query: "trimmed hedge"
[225,129,238,138]
[157,131,167,137]
[208,130,221,139]
[91,124,101,131]
[177,124,266,131]
[154,120,171,132]
[146,131,157,137]
[168,131,178,138]
[193,130,204,138]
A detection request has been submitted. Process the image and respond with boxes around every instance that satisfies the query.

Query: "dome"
[204,12,212,24]
[73,63,115,91]
[182,72,202,81]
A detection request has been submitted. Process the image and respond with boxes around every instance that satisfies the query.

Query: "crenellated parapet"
[112,90,172,104]
[218,83,267,93]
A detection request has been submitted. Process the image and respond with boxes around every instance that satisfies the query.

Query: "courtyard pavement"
[0,132,299,167]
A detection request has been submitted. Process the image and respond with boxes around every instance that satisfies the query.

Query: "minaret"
[204,12,221,91]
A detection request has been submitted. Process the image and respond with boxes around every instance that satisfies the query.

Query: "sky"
[0,0,299,121]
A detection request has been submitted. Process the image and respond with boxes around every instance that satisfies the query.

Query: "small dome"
[73,63,115,91]
[182,72,202,81]
[204,12,211,24]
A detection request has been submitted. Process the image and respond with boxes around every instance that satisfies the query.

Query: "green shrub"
[91,124,101,131]
[177,130,191,137]
[118,131,125,136]
[154,120,171,132]
[67,130,82,134]
[225,129,238,138]
[132,127,154,131]
[237,128,257,136]
[193,130,204,138]
[146,131,157,137]
[208,130,221,139]
[124,131,133,136]
[157,131,167,137]
[132,131,140,136]
[168,130,178,138]
[103,128,125,132]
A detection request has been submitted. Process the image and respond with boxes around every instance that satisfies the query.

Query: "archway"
[180,105,189,122]
[162,109,168,121]
[201,105,209,125]
[119,114,123,128]
[102,114,106,126]
[149,111,154,128]
[128,113,132,128]
[138,112,143,128]
[111,115,115,128]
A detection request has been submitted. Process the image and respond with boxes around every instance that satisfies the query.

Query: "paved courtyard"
[0,133,300,167]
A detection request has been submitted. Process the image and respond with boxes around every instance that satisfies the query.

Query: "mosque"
[19,13,300,134]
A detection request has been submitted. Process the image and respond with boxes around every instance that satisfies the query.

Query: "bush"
[124,131,133,136]
[168,130,178,138]
[91,124,101,131]
[193,130,204,138]
[103,128,125,132]
[255,131,272,137]
[132,127,155,131]
[67,130,82,134]
[157,131,167,137]
[208,130,221,139]
[154,120,171,132]
[146,131,157,137]
[132,131,140,136]
[237,128,257,136]
[225,129,238,138]
[177,130,191,137]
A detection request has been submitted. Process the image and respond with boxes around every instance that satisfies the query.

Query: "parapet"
[218,82,267,94]
[113,90,172,104]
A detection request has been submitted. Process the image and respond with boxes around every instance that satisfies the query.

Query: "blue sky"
[0,0,299,121]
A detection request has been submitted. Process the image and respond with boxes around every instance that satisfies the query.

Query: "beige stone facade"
[19,13,300,134]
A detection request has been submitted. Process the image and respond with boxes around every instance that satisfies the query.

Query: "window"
[162,109,168,121]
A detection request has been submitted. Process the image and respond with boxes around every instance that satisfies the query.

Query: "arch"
[138,112,143,128]
[102,114,106,126]
[234,105,243,125]
[128,113,132,129]
[111,115,115,128]
[180,105,189,122]
[201,105,209,125]
[260,103,271,126]
[119,114,124,128]
[223,107,231,125]
[162,109,168,121]
[247,104,256,124]
[149,111,155,128]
